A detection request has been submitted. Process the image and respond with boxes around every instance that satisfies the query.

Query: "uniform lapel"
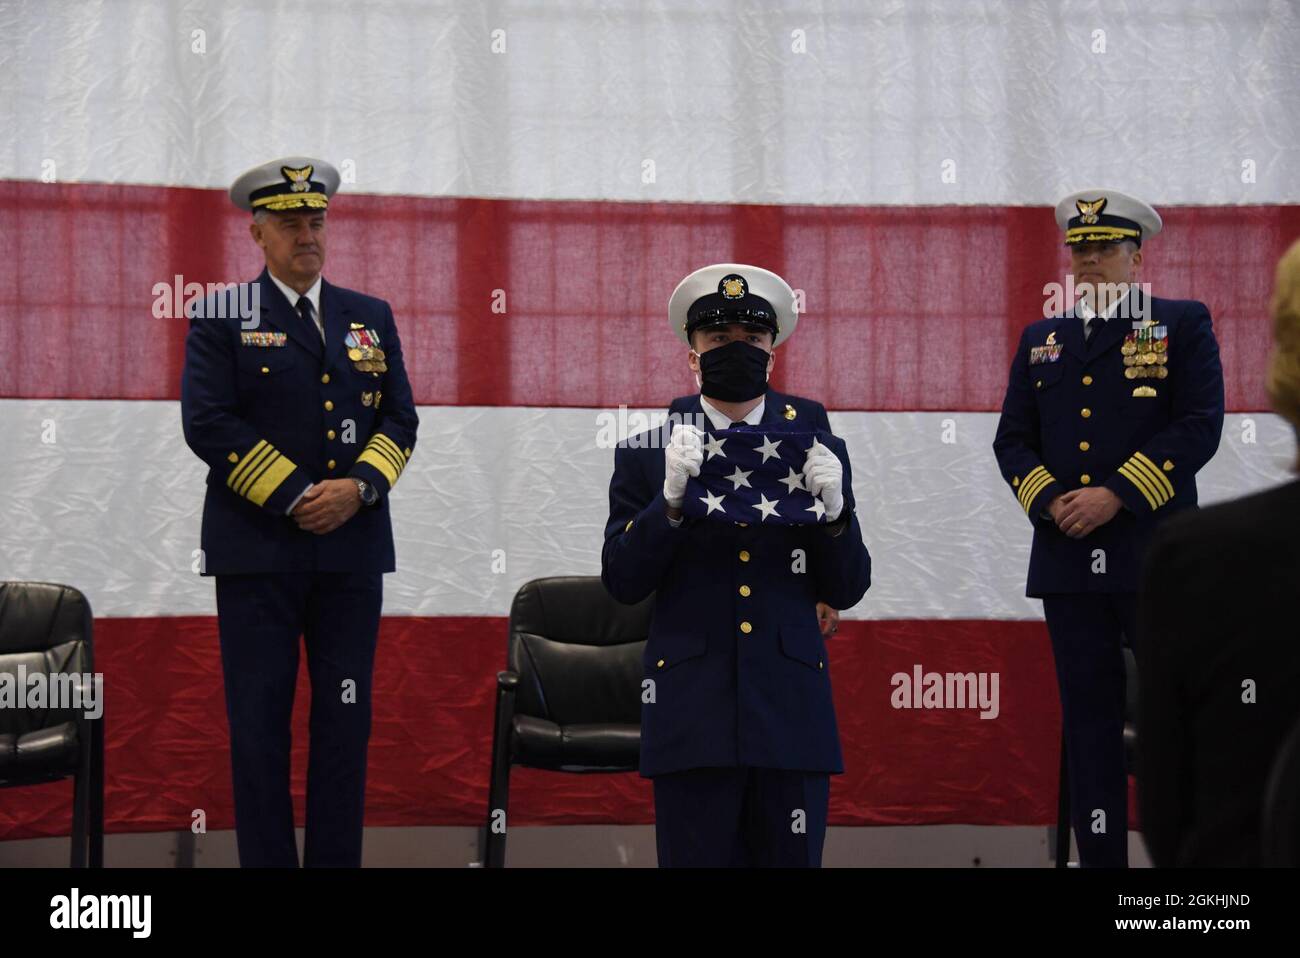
[760,389,789,426]
[1089,286,1140,359]
[321,279,350,371]
[677,393,704,420]
[1057,309,1086,363]
[256,268,323,359]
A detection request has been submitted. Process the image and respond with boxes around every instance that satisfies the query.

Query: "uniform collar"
[700,394,766,431]
[267,270,322,317]
[1076,283,1134,323]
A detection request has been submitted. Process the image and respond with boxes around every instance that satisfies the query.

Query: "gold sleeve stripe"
[242,454,297,506]
[370,433,407,469]
[1016,467,1049,509]
[1133,451,1175,500]
[226,440,299,507]
[357,446,401,486]
[233,447,278,498]
[1118,462,1162,510]
[366,437,405,478]
[227,440,273,492]
[1015,466,1047,504]
[1019,474,1054,514]
[1017,467,1054,512]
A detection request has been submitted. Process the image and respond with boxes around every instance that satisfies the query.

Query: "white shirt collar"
[1076,283,1132,323]
[699,395,766,432]
[267,270,322,320]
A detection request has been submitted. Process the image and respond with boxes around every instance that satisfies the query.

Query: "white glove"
[803,440,845,521]
[663,424,704,508]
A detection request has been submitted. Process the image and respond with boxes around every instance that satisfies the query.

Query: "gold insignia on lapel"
[1163,459,1174,471]
[1132,386,1157,398]
[1075,197,1107,224]
[281,164,313,192]
[1045,331,1057,345]
[362,391,374,407]
[1012,476,1020,487]
[375,391,382,408]
[783,403,796,420]
[350,322,365,330]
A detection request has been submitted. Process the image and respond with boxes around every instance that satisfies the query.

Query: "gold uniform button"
[736,522,749,528]
[625,520,633,532]
[404,447,412,457]
[324,400,334,411]
[1080,474,1091,485]
[327,459,336,470]
[227,452,239,463]
[818,660,824,670]
[1011,476,1020,487]
[1080,408,1091,418]
[740,622,753,634]
[1079,441,1090,451]
[738,550,750,562]
[1035,380,1043,389]
[327,429,336,440]
[1082,375,1093,385]
[260,366,270,374]
[739,584,751,597]
[321,373,330,384]
[656,659,665,669]
[1163,460,1175,472]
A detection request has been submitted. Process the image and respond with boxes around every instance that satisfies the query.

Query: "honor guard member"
[992,190,1224,867]
[602,264,872,867]
[180,156,419,867]
[667,360,843,638]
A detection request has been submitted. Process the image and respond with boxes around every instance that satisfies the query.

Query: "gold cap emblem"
[281,164,313,192]
[720,275,747,299]
[1075,197,1107,225]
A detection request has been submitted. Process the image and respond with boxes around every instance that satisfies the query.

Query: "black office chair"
[0,582,104,867]
[1055,646,1137,867]
[483,576,653,868]
[1261,713,1300,867]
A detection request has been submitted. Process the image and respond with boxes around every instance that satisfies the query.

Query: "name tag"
[240,331,287,347]
[1029,344,1062,365]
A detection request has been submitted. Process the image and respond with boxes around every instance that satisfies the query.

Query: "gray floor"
[0,825,1153,867]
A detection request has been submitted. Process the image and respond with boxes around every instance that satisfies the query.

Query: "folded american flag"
[682,424,835,526]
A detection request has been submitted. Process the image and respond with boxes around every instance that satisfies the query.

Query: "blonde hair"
[1267,240,1300,469]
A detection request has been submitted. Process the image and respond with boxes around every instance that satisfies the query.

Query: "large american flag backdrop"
[1,0,1298,839]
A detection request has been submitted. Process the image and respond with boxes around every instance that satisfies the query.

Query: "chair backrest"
[0,582,94,736]
[1262,712,1300,867]
[507,576,652,727]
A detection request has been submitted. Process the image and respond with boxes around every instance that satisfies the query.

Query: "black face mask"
[696,339,770,402]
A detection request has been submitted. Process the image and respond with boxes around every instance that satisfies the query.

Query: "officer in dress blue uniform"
[602,264,872,867]
[180,156,419,867]
[993,190,1224,867]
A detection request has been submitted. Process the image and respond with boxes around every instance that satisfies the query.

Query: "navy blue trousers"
[1042,592,1137,868]
[215,571,382,867]
[652,766,831,867]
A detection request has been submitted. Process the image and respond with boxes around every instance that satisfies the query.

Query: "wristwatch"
[352,478,378,506]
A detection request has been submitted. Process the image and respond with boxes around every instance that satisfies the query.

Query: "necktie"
[1086,315,1106,343]
[296,296,322,342]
